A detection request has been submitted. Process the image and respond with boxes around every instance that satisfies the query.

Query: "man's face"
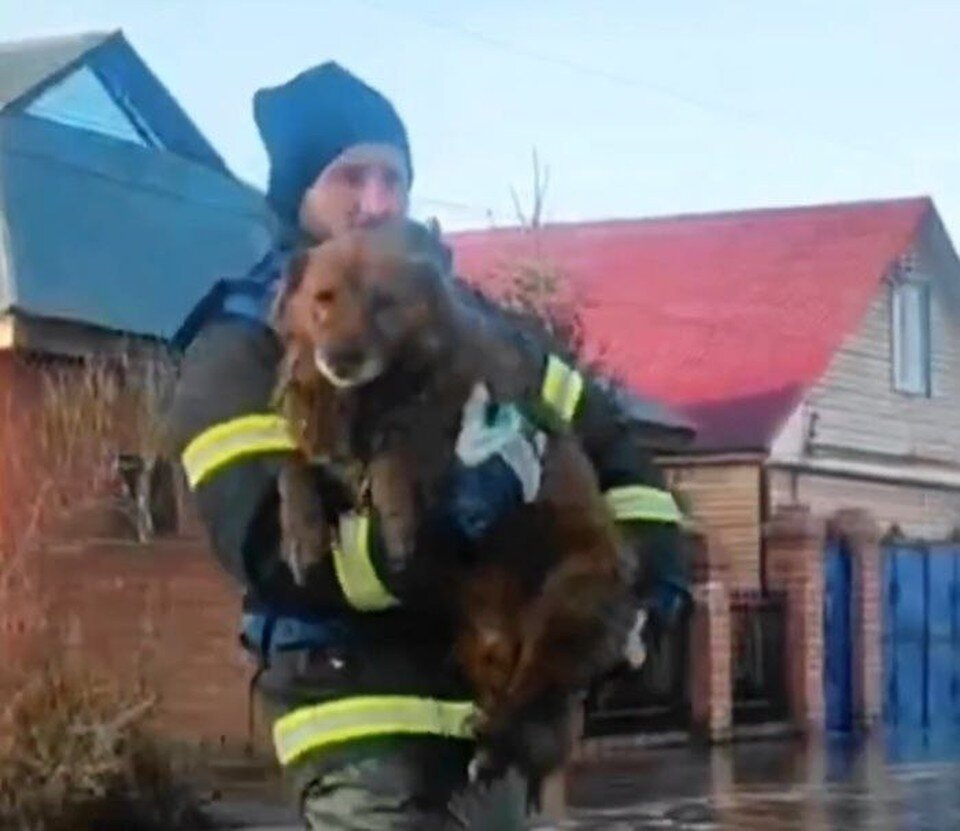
[298,142,410,239]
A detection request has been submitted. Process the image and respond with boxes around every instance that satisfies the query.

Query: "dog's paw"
[624,607,649,669]
[467,747,505,786]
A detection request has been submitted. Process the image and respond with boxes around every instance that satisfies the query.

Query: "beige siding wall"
[799,224,960,465]
[662,462,762,589]
[768,468,960,540]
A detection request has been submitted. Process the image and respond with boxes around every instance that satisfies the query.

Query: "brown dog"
[272,220,632,795]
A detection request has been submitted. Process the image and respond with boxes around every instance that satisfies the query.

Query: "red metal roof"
[450,197,932,451]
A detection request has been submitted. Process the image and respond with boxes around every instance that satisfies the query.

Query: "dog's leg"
[277,460,329,586]
[367,450,420,576]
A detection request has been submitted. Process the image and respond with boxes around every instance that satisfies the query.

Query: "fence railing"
[730,589,788,725]
[582,612,691,737]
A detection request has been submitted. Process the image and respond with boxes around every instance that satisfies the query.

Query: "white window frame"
[891,278,932,397]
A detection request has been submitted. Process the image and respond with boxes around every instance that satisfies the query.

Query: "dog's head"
[276,220,455,389]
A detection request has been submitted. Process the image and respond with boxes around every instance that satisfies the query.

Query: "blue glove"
[444,382,547,542]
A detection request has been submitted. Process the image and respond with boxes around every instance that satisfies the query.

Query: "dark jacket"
[164,238,689,775]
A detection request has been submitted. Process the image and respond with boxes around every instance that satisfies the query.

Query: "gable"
[25,64,155,147]
[0,30,227,176]
[771,210,960,476]
[0,32,107,111]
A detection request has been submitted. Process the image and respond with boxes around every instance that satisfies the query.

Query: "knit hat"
[253,62,413,224]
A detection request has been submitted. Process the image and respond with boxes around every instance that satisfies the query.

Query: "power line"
[412,194,502,224]
[353,0,929,171]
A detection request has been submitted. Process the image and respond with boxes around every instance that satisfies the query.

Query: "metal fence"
[730,589,788,724]
[582,613,691,737]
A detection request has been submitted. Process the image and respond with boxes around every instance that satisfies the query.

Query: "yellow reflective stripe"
[181,414,297,488]
[332,512,400,612]
[540,354,584,423]
[273,696,477,766]
[605,485,683,524]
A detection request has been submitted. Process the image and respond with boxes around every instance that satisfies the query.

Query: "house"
[0,29,274,354]
[451,196,960,589]
[0,30,699,756]
[0,30,276,748]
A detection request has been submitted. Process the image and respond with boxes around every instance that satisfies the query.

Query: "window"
[117,454,179,542]
[25,65,159,147]
[891,280,932,396]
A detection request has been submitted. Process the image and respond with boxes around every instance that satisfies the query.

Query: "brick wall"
[37,523,269,754]
[0,352,270,753]
[0,350,268,753]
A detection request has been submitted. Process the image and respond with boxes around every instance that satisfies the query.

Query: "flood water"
[562,729,960,829]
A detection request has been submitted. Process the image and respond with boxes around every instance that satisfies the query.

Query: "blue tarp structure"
[0,30,274,342]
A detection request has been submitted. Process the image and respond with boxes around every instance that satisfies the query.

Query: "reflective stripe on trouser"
[273,696,477,767]
[332,512,400,612]
[540,354,584,424]
[181,413,296,488]
[605,484,683,524]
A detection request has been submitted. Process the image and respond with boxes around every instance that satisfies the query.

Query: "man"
[166,63,689,829]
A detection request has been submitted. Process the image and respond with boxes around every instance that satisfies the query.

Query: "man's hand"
[445,382,548,542]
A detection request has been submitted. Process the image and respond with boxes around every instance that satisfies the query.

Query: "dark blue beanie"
[253,62,413,225]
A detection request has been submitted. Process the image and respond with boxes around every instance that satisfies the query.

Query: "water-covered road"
[559,730,960,829]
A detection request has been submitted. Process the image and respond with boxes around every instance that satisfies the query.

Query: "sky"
[4,0,960,237]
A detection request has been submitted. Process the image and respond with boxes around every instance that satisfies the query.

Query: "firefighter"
[165,62,689,829]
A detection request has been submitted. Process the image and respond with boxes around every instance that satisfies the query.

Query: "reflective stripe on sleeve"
[181,413,297,488]
[605,485,684,524]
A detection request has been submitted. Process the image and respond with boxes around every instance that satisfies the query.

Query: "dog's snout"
[329,344,367,374]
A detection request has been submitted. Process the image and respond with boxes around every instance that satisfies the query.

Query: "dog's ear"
[405,218,454,280]
[271,248,311,337]
[401,253,457,364]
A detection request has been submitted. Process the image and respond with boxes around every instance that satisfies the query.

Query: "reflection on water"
[565,728,960,829]
[884,724,960,766]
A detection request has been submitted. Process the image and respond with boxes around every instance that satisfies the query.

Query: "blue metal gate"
[883,543,960,734]
[824,539,853,732]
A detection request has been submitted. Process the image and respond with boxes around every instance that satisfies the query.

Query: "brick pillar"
[765,505,825,733]
[688,529,732,742]
[829,508,883,730]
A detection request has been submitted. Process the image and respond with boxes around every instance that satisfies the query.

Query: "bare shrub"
[0,662,210,831]
[463,150,613,377]
[0,347,205,830]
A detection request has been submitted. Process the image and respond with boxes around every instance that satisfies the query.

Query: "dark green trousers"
[295,738,527,830]
[257,635,530,829]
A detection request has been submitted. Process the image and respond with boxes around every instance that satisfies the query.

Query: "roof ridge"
[452,194,933,236]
